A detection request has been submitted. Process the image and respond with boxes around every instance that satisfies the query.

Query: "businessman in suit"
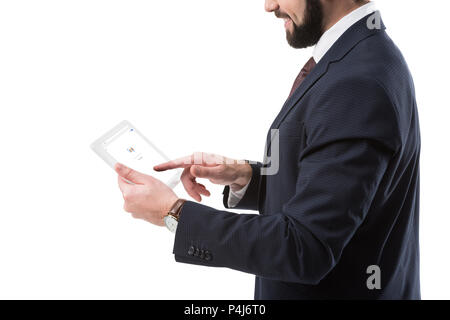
[114,0,421,299]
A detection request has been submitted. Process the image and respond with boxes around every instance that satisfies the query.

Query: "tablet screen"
[103,127,175,183]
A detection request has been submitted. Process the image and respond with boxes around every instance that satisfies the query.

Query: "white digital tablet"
[91,120,181,188]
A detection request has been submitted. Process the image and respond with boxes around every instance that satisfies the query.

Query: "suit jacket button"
[194,248,200,257]
[204,250,212,261]
[188,246,195,256]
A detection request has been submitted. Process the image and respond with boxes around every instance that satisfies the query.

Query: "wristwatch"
[164,199,186,233]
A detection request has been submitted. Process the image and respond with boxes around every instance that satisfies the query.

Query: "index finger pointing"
[154,155,194,171]
[154,152,226,172]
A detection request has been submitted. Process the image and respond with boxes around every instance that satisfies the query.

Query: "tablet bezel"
[91,120,181,188]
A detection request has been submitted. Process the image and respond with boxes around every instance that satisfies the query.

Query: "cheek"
[289,0,307,25]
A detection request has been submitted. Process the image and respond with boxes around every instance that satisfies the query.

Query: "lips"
[284,18,292,28]
[275,11,293,29]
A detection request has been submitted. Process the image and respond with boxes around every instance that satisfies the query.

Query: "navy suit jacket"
[173,13,421,300]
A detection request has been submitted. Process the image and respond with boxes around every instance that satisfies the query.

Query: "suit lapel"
[270,60,329,130]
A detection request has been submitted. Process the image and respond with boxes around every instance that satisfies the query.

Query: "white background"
[0,0,448,299]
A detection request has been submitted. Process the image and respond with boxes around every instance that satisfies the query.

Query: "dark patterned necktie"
[288,57,316,99]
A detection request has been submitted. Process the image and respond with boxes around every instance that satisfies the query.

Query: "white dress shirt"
[313,2,377,62]
[228,2,377,208]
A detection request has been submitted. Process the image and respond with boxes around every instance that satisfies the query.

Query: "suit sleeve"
[173,78,401,285]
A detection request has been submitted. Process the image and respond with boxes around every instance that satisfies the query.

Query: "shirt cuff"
[227,177,252,208]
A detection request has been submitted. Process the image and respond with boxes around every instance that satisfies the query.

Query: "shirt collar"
[313,2,377,63]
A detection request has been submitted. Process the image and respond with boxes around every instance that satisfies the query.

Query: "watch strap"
[168,199,186,221]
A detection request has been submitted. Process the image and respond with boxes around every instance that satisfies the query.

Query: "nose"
[265,0,279,13]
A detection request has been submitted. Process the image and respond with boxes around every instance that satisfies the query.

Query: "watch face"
[164,215,178,233]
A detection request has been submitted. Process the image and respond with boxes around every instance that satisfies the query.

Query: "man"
[114,0,421,299]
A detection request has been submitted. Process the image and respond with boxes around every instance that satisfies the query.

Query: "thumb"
[114,163,146,184]
[190,165,220,179]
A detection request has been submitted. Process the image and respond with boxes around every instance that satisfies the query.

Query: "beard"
[286,0,324,49]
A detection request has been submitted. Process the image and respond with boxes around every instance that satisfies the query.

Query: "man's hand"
[154,152,252,202]
[114,163,178,226]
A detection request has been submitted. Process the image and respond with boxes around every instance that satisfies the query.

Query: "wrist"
[163,196,179,218]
